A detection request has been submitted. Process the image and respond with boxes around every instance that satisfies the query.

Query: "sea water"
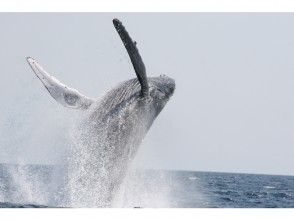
[0,164,293,208]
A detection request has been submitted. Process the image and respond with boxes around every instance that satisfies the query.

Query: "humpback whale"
[26,18,175,207]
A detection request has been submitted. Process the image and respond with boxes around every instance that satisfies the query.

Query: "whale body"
[27,19,175,207]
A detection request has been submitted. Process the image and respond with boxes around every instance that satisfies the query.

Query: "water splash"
[113,166,172,208]
[0,164,55,206]
[0,99,174,207]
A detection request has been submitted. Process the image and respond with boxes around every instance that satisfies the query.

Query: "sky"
[0,13,294,176]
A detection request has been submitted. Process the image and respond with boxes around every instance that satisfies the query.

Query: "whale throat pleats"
[113,18,149,97]
[26,57,94,110]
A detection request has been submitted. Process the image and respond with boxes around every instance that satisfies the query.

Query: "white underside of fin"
[27,57,94,110]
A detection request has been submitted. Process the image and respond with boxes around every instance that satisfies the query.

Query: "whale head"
[150,75,175,100]
[148,75,175,116]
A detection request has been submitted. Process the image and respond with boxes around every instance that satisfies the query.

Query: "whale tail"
[26,57,94,110]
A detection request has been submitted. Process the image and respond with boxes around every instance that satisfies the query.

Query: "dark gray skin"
[27,19,175,207]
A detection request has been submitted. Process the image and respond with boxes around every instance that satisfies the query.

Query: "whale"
[26,18,175,207]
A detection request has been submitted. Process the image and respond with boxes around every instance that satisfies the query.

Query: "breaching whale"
[26,18,175,207]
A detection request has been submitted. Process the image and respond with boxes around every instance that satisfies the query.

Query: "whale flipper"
[26,57,94,109]
[113,19,149,97]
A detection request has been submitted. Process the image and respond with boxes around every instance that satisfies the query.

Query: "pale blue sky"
[0,13,294,175]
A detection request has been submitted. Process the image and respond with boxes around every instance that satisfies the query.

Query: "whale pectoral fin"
[26,57,94,110]
[113,18,149,97]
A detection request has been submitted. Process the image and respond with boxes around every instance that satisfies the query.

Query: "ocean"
[0,164,293,208]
